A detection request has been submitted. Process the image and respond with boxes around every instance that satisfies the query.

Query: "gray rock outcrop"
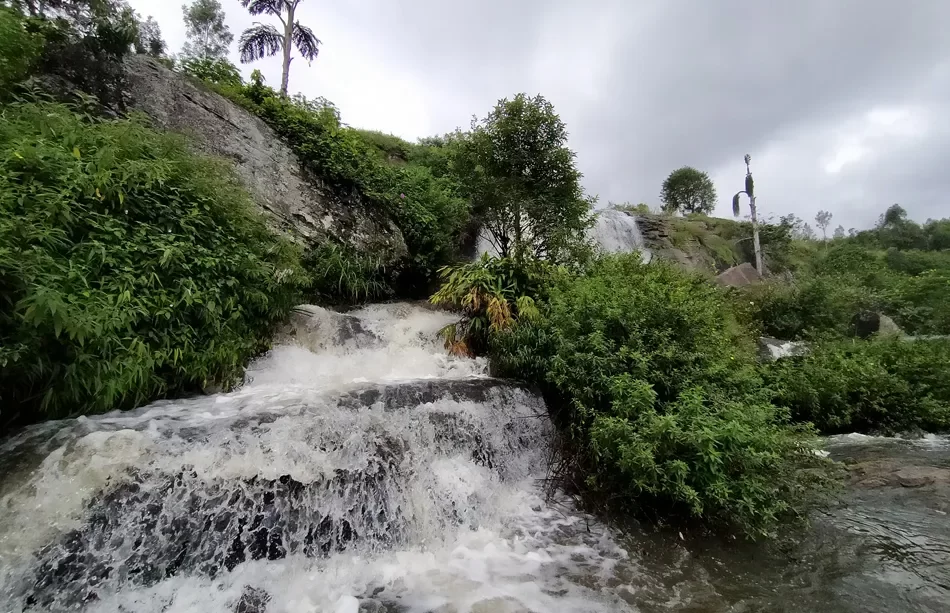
[715,262,763,287]
[122,55,407,263]
[758,336,809,361]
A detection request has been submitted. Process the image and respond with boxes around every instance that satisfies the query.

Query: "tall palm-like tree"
[238,0,320,96]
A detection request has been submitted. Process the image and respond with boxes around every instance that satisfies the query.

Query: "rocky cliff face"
[122,55,407,263]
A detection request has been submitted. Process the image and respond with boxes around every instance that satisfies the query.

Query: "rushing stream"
[1,303,948,612]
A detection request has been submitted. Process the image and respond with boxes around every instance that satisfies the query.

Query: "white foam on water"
[246,303,487,390]
[78,489,635,613]
[0,302,638,613]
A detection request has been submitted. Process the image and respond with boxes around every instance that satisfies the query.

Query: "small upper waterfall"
[0,303,638,613]
[475,209,653,263]
[589,209,653,263]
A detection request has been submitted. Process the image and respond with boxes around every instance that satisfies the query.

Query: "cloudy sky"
[129,0,950,230]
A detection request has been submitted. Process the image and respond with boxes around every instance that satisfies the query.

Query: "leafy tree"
[800,222,816,240]
[925,218,950,251]
[815,210,832,240]
[874,204,928,250]
[452,93,594,264]
[833,225,845,239]
[660,166,717,214]
[24,0,140,107]
[238,0,320,96]
[181,0,232,60]
[135,15,166,56]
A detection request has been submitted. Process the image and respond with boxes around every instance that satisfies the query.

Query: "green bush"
[492,255,832,538]
[355,129,412,162]
[738,278,876,340]
[737,239,950,339]
[215,80,469,292]
[0,100,307,429]
[0,7,43,92]
[305,243,391,304]
[765,338,950,434]
[430,255,546,356]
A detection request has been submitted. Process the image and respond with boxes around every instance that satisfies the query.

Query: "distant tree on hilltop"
[661,167,717,214]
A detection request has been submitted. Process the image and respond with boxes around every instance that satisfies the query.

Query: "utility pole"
[732,154,763,275]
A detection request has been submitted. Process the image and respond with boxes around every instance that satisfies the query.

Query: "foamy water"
[0,303,637,613]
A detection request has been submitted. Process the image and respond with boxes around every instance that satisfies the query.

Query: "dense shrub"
[765,338,950,434]
[0,100,307,429]
[215,79,469,292]
[492,255,832,538]
[738,239,950,339]
[738,278,876,340]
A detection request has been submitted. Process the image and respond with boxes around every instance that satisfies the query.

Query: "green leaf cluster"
[0,99,307,430]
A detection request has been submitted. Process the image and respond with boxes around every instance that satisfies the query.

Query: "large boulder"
[715,262,763,287]
[852,311,905,339]
[122,55,407,264]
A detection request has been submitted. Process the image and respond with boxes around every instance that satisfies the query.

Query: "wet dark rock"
[235,586,271,613]
[277,305,381,351]
[849,459,949,491]
[337,378,529,412]
[24,462,405,608]
[896,467,942,488]
[358,599,385,613]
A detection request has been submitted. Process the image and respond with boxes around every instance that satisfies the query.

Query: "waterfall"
[0,303,637,613]
[475,209,652,263]
[589,209,652,263]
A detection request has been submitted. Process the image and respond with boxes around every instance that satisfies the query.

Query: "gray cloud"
[130,0,950,229]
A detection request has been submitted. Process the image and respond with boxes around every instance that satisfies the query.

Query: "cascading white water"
[0,303,638,613]
[474,209,652,263]
[589,209,652,263]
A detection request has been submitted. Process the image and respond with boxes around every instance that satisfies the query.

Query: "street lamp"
[732,154,763,275]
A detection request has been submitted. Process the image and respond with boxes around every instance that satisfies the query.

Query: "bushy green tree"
[19,0,140,108]
[452,93,594,264]
[0,100,307,431]
[492,255,832,537]
[238,0,320,96]
[181,0,232,60]
[0,6,44,91]
[661,166,717,214]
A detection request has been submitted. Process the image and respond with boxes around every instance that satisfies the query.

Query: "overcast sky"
[129,0,950,230]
